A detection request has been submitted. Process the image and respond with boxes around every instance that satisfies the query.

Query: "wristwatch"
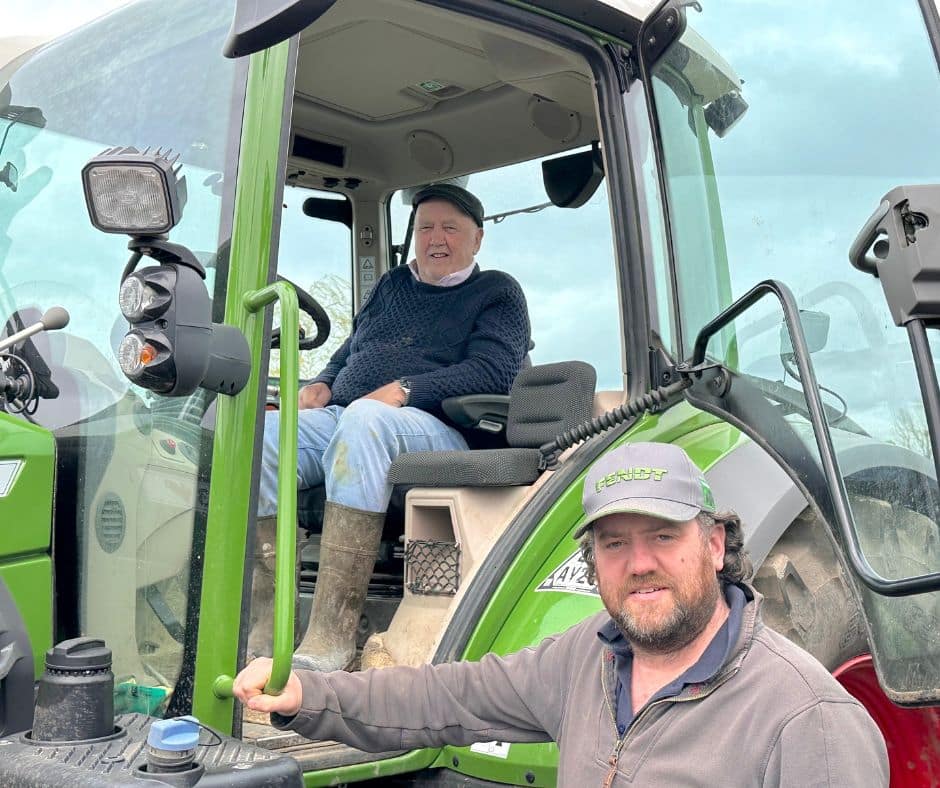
[398,378,412,405]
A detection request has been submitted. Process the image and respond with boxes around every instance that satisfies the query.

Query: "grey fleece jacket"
[274,589,888,786]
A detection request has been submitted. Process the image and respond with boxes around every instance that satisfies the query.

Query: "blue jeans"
[258,399,468,515]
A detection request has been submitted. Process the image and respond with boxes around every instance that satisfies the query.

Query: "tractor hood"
[223,0,659,58]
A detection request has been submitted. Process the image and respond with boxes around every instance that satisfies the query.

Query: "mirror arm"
[692,279,940,596]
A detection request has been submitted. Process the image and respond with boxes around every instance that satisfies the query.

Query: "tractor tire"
[752,506,868,670]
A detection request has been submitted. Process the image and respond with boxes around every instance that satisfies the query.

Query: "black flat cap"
[412,183,484,227]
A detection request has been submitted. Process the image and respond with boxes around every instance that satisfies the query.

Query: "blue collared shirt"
[597,583,748,736]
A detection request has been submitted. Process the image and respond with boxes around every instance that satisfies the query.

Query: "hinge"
[604,43,636,93]
[638,0,688,68]
[649,345,679,387]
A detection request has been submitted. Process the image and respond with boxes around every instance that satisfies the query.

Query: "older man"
[252,184,530,671]
[236,441,888,786]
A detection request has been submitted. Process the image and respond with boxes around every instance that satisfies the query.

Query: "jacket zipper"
[599,648,741,787]
[603,736,626,788]
[600,651,627,787]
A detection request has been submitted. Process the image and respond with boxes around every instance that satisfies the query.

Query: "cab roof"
[225,0,660,58]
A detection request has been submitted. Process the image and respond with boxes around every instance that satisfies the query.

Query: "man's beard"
[601,549,721,655]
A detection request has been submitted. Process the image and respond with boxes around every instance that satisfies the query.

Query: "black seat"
[387,361,596,488]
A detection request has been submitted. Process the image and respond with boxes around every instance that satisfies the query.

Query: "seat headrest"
[507,361,597,448]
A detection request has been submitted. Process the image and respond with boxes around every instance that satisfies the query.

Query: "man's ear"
[708,521,726,572]
[473,227,483,254]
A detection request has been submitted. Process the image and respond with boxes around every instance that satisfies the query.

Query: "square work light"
[81,146,187,235]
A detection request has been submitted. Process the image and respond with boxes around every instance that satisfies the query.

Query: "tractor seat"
[296,361,596,530]
[387,361,596,488]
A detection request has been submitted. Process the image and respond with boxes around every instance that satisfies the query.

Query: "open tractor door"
[1,0,940,785]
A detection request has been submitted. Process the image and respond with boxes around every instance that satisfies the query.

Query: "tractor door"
[0,0,273,723]
[641,1,940,781]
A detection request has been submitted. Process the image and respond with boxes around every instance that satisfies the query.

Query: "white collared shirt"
[408,259,476,287]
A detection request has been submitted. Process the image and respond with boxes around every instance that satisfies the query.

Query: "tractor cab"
[1,0,940,785]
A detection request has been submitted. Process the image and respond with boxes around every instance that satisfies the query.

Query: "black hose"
[538,378,692,469]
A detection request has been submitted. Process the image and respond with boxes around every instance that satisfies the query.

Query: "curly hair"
[579,510,753,587]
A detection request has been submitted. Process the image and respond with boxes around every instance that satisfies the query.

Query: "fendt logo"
[593,466,668,492]
[535,549,598,597]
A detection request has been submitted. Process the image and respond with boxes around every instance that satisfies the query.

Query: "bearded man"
[234,441,888,786]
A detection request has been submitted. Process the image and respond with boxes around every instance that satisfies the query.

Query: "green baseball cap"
[574,441,716,539]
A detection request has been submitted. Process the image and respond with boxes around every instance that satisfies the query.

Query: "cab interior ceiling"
[288,0,601,196]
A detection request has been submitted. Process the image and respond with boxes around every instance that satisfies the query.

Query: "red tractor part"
[834,655,940,787]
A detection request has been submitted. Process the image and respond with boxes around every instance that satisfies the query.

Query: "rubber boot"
[246,516,305,659]
[246,516,277,659]
[293,501,385,672]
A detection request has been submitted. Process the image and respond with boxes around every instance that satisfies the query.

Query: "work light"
[82,147,250,398]
[81,146,187,235]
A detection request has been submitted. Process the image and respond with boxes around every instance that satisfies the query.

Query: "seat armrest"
[441,394,510,433]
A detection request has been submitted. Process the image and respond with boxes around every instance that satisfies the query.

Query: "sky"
[4,1,129,39]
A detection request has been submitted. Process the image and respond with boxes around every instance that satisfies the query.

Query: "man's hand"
[362,381,408,407]
[232,657,304,716]
[299,382,331,410]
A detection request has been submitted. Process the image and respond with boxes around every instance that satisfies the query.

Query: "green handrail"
[214,280,299,698]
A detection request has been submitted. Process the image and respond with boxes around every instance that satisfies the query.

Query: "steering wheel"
[271,274,331,350]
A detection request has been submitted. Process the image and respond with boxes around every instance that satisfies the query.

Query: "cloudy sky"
[5,1,129,39]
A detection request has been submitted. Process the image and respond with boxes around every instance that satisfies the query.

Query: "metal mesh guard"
[405,539,461,596]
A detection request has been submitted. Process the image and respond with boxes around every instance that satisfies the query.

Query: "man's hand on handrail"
[233,657,304,716]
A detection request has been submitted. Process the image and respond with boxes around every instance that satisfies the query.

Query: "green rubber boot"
[246,516,305,658]
[246,516,277,659]
[292,501,385,672]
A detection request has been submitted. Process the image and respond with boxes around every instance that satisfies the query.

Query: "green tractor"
[1,0,939,784]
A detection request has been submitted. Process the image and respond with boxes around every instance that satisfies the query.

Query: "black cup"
[31,637,114,743]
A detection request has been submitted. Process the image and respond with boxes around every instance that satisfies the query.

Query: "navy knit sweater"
[313,264,530,414]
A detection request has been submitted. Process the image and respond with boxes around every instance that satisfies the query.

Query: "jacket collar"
[598,583,763,717]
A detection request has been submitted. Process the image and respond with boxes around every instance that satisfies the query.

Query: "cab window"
[390,150,624,392]
[270,185,353,382]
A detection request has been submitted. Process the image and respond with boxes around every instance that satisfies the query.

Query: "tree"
[267,272,352,383]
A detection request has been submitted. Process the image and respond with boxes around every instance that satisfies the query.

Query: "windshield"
[0,0,240,715]
[650,0,940,699]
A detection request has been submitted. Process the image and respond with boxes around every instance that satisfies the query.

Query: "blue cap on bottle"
[147,715,201,751]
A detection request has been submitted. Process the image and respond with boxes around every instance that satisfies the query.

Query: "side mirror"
[781,310,830,356]
[542,144,604,209]
[704,91,748,138]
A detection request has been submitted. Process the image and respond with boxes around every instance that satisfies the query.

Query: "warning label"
[359,256,376,301]
[470,741,511,759]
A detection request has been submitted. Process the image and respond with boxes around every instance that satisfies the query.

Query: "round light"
[118,333,146,377]
[139,344,158,365]
[119,276,146,320]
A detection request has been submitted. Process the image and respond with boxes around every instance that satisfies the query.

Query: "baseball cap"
[573,441,716,539]
[412,183,485,227]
